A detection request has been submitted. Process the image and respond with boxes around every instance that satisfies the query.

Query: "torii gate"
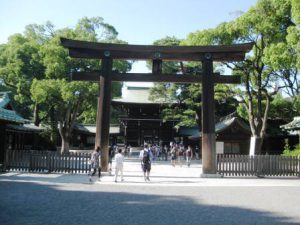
[61,38,252,177]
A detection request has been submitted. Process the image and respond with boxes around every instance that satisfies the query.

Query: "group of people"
[89,146,124,183]
[169,143,194,167]
[88,142,196,183]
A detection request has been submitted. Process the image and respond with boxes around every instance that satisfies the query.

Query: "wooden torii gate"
[61,38,252,177]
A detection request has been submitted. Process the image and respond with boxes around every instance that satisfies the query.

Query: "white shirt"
[115,153,124,168]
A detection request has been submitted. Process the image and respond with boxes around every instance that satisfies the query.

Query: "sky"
[0,0,258,82]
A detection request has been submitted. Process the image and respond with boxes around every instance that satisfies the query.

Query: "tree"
[0,30,48,122]
[35,17,131,153]
[0,17,131,153]
[184,0,296,155]
[31,79,98,151]
[149,37,238,134]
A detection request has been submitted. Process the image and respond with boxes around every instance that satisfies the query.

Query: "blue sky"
[0,0,257,45]
[0,0,257,76]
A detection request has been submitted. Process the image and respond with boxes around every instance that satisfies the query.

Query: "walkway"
[1,157,300,225]
[1,157,299,187]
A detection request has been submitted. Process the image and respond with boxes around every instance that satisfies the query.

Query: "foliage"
[149,37,237,130]
[183,0,299,154]
[0,32,46,118]
[0,16,132,152]
[282,144,300,156]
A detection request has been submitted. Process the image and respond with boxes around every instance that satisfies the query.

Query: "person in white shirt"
[114,148,124,182]
[186,145,193,167]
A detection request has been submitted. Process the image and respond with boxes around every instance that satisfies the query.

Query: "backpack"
[142,150,150,164]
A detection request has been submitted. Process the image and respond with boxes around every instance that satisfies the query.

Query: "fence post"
[47,151,51,173]
[4,149,9,171]
[298,156,300,177]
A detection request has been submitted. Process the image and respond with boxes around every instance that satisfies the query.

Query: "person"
[128,144,132,158]
[186,145,193,167]
[177,144,184,167]
[163,145,168,161]
[170,145,177,167]
[89,146,101,182]
[139,144,153,181]
[114,148,124,182]
[108,145,115,176]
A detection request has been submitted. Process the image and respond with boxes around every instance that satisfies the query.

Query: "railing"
[217,154,300,177]
[5,150,91,174]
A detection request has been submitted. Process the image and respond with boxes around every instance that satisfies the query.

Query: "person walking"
[114,148,124,182]
[163,145,168,161]
[108,145,115,176]
[139,144,153,181]
[170,145,177,167]
[89,146,101,183]
[186,145,193,167]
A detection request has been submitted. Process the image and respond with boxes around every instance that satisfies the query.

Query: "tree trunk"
[60,134,70,153]
[60,132,70,154]
[33,102,40,126]
[58,123,71,153]
[249,136,263,155]
[50,108,58,145]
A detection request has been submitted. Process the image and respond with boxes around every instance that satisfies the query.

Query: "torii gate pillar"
[95,55,112,171]
[201,53,219,177]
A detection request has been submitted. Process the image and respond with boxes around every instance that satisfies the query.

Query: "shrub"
[282,144,300,156]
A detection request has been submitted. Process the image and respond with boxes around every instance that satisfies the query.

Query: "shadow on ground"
[0,180,298,225]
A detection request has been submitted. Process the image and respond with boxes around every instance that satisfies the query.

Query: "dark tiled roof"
[185,116,251,139]
[74,124,120,134]
[0,93,28,124]
[281,117,300,130]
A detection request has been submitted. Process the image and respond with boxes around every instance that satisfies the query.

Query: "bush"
[282,144,300,156]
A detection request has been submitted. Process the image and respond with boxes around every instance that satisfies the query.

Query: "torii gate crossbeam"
[61,38,252,177]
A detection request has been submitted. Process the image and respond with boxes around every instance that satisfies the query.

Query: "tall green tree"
[0,17,131,153]
[0,28,48,121]
[184,0,296,155]
[31,79,98,151]
[34,17,131,153]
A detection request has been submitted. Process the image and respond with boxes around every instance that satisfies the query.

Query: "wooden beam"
[201,56,217,175]
[70,72,241,84]
[68,47,247,61]
[152,59,162,74]
[95,57,112,172]
[61,38,253,61]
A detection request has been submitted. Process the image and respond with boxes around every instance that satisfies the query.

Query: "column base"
[200,173,224,178]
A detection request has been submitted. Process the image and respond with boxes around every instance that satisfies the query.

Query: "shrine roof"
[0,93,28,124]
[112,84,170,104]
[6,123,42,132]
[281,117,300,131]
[74,124,120,134]
[184,115,251,139]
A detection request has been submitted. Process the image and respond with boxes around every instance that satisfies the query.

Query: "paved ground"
[1,158,300,225]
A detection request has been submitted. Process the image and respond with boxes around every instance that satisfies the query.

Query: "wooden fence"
[5,150,91,174]
[217,154,300,177]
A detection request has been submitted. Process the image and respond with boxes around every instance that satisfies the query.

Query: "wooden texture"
[201,57,216,174]
[61,38,253,61]
[217,154,300,177]
[71,72,241,84]
[95,57,112,172]
[152,59,162,74]
[5,150,91,174]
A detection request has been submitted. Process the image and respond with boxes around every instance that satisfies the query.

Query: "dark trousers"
[90,167,101,178]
